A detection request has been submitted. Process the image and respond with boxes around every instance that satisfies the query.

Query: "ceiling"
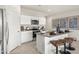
[21,5,79,16]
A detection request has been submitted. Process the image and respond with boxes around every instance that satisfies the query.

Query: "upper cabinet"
[39,17,46,25]
[21,15,46,26]
[21,15,31,24]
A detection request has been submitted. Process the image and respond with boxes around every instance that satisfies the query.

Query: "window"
[69,16,77,29]
[52,16,78,30]
[59,18,68,28]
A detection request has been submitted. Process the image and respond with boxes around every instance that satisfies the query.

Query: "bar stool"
[50,39,64,54]
[60,39,71,54]
[64,37,76,50]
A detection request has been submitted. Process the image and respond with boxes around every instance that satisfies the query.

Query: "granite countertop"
[21,30,33,32]
[37,32,71,37]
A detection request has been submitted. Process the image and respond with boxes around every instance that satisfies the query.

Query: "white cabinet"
[31,16,39,20]
[21,31,33,43]
[21,15,46,25]
[21,15,31,24]
[39,17,46,25]
[36,34,45,53]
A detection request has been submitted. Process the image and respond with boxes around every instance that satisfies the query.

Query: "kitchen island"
[36,32,72,54]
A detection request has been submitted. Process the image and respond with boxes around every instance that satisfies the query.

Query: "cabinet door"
[69,16,77,29]
[39,17,46,25]
[21,15,31,24]
[21,31,32,43]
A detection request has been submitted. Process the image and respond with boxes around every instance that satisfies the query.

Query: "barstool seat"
[64,37,74,43]
[50,39,65,54]
[50,39,64,47]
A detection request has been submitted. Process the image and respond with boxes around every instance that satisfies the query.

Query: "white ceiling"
[21,5,79,16]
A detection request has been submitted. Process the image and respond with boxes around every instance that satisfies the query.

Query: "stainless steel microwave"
[31,20,39,25]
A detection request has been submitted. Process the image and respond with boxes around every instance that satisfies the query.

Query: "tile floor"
[10,41,79,54]
[10,41,40,54]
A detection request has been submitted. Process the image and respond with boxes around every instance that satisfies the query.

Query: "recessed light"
[48,9,51,12]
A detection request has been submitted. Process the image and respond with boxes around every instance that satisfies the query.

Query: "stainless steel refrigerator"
[0,9,9,54]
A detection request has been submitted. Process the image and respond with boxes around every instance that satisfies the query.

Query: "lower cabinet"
[21,31,33,43]
[68,30,79,41]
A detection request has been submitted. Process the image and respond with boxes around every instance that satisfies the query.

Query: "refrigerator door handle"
[3,9,9,54]
[6,21,9,54]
